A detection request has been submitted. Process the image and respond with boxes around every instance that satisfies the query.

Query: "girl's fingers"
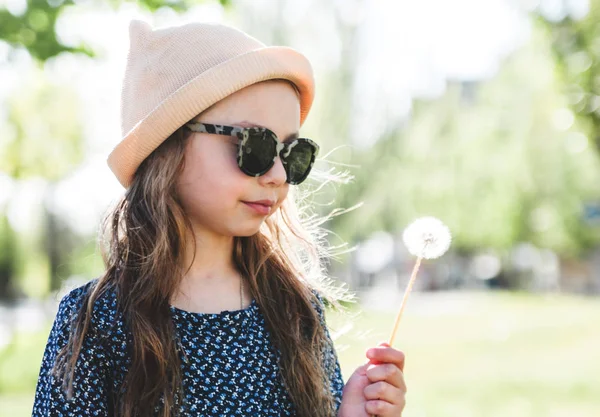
[365,397,405,416]
[363,343,408,416]
[363,381,405,403]
[366,344,405,372]
[366,363,407,392]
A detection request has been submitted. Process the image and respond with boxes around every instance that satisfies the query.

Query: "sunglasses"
[184,122,319,185]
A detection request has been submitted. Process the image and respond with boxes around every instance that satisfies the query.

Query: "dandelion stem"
[388,256,423,346]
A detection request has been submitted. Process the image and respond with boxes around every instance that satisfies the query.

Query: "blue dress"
[31,279,345,416]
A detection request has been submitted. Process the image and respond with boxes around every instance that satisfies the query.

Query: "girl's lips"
[242,201,271,215]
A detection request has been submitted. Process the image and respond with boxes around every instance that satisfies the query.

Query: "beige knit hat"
[107,19,315,189]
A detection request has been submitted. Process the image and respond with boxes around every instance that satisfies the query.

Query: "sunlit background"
[1,0,600,416]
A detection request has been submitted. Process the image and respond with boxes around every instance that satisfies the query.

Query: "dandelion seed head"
[402,216,452,259]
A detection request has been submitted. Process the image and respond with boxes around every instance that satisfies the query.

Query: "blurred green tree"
[1,70,84,297]
[325,21,600,259]
[0,0,231,61]
[539,0,600,153]
[0,215,18,300]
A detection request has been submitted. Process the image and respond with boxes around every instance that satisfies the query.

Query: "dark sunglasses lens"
[242,130,277,174]
[285,141,316,184]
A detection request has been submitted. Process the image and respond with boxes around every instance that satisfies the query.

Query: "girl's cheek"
[224,144,241,167]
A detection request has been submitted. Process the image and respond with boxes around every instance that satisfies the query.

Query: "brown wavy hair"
[52,106,356,416]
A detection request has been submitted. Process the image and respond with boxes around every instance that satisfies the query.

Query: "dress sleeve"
[32,282,112,417]
[311,290,345,414]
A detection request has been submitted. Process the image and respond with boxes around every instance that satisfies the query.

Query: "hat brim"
[107,46,315,189]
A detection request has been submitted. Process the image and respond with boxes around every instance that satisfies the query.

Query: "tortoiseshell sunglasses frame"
[184,122,319,185]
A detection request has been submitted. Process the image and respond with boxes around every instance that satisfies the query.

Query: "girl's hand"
[338,342,406,417]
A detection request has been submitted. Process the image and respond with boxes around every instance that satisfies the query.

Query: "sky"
[0,0,589,236]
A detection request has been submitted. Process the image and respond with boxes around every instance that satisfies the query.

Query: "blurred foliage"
[0,215,18,299]
[0,69,84,297]
[0,0,90,62]
[2,71,83,180]
[0,0,231,62]
[317,20,600,258]
[540,0,600,153]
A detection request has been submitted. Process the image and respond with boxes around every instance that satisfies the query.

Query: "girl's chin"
[232,223,265,237]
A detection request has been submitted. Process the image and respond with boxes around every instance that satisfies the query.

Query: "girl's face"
[176,80,301,237]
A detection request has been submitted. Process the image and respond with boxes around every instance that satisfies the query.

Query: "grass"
[0,394,33,416]
[2,290,599,417]
[327,290,600,417]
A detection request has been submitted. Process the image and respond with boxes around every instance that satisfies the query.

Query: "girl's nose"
[259,155,287,186]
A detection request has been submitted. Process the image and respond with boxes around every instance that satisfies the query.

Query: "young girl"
[32,20,406,417]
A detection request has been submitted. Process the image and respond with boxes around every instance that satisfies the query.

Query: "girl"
[32,20,407,417]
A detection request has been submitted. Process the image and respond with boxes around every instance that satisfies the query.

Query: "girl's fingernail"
[366,349,375,358]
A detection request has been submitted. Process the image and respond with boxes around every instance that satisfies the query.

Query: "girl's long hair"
[52,103,356,417]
